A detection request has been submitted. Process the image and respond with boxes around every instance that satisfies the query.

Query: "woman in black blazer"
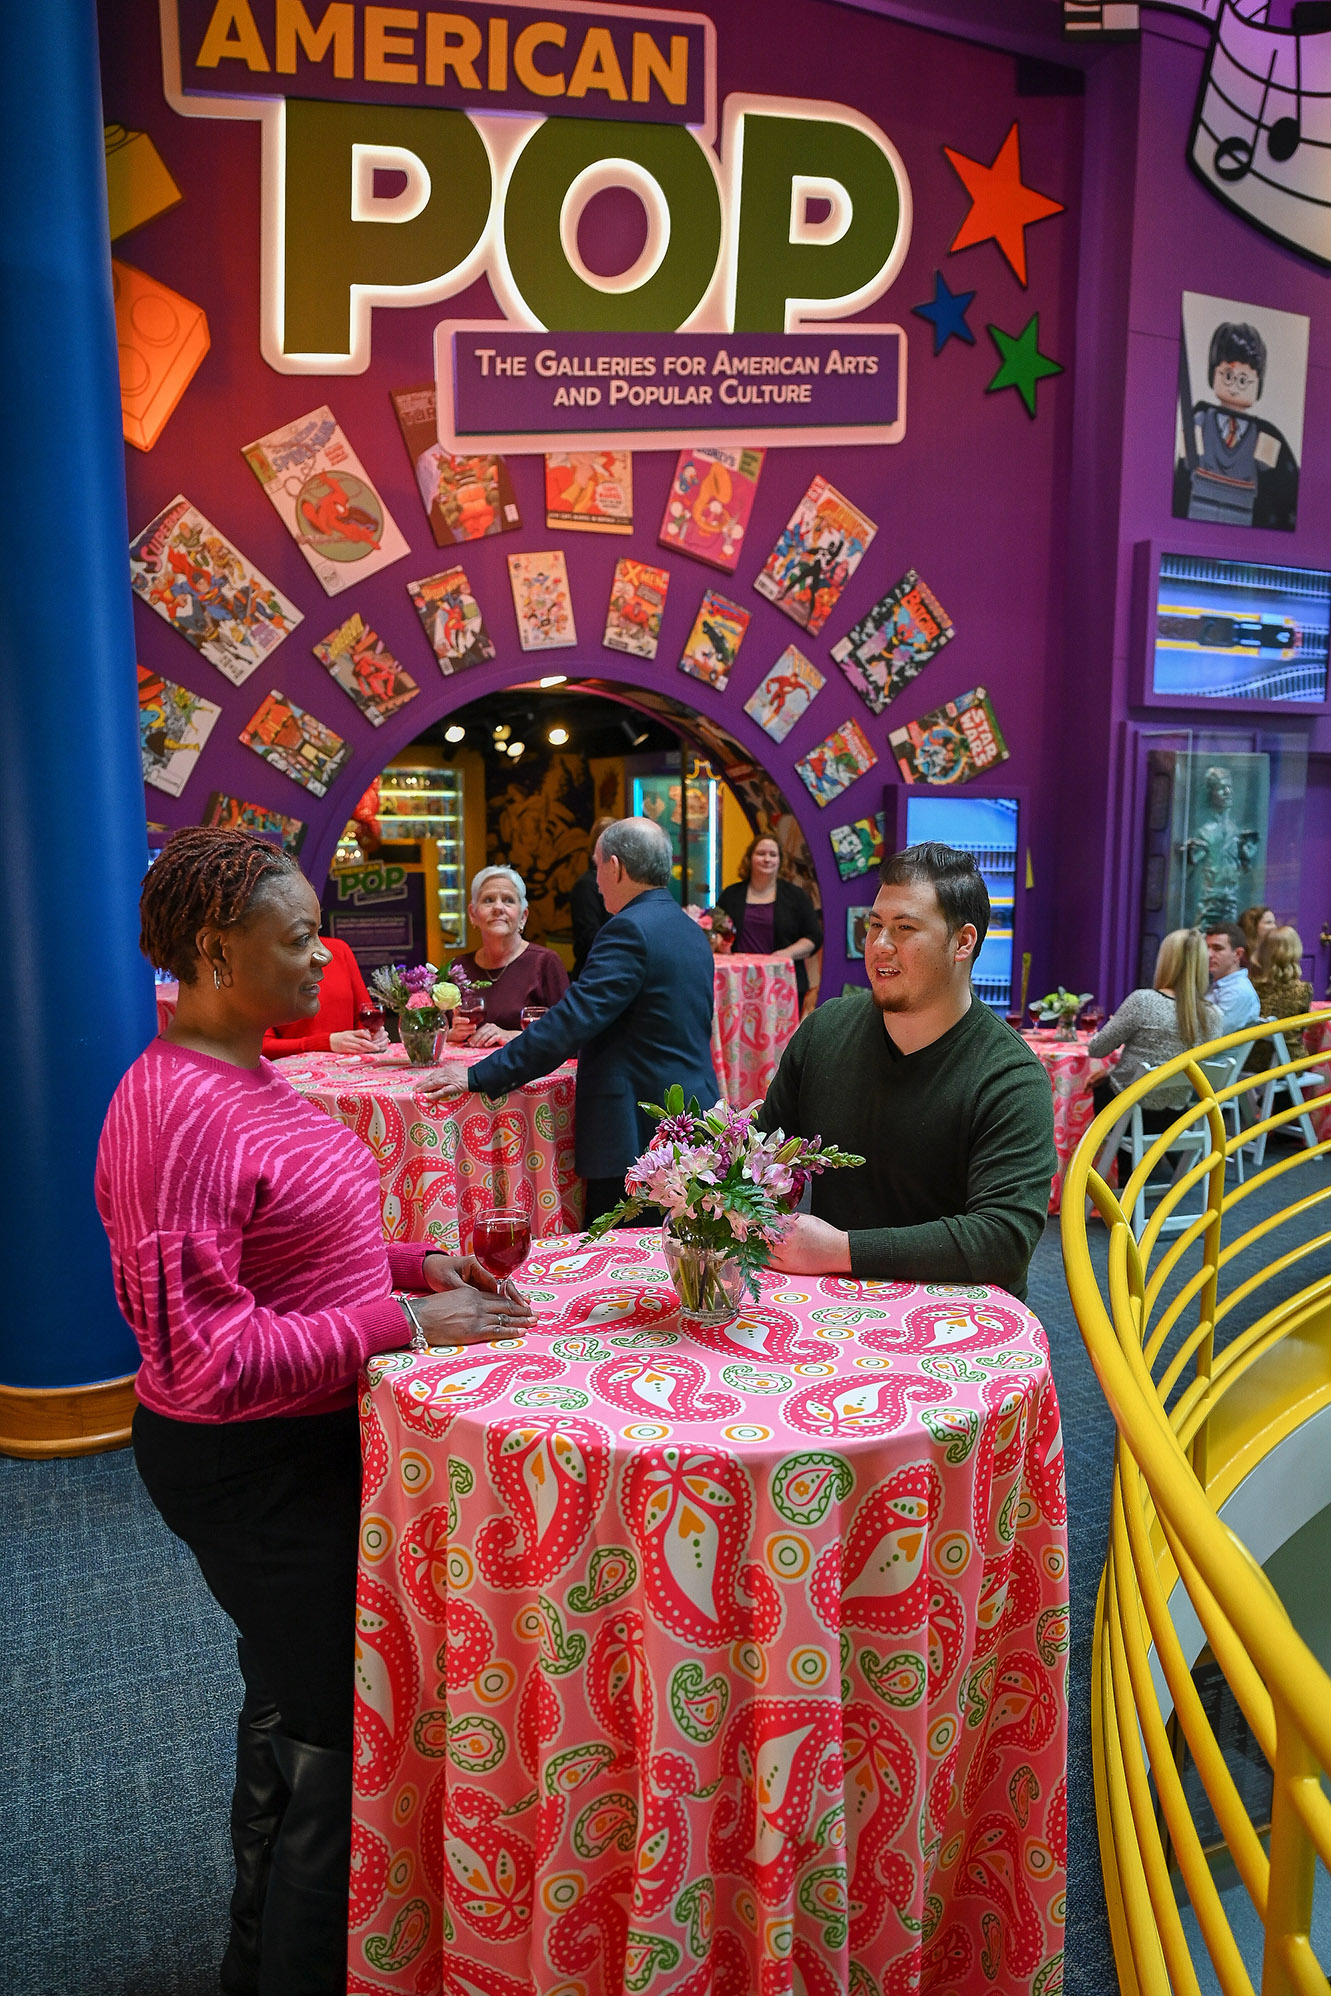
[718,835,823,1008]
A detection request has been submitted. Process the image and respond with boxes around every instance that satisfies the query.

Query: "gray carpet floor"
[2,1157,1325,1996]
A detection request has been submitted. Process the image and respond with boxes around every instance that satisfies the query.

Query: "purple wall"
[101,0,1083,992]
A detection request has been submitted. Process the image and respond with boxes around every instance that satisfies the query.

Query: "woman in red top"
[262,933,389,1058]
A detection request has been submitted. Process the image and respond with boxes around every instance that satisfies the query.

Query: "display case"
[378,767,468,946]
[629,755,721,906]
[895,790,1022,1013]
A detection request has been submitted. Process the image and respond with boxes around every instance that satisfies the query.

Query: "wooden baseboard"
[0,1375,138,1459]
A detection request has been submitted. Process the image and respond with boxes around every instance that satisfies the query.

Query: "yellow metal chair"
[1061,1014,1331,1996]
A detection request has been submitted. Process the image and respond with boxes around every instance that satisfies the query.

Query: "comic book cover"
[604,559,669,659]
[658,444,765,573]
[743,646,824,743]
[508,551,577,651]
[239,689,352,797]
[129,494,301,685]
[830,811,888,881]
[408,565,497,675]
[846,906,874,958]
[391,384,521,546]
[312,611,419,727]
[201,792,306,854]
[754,475,877,636]
[889,686,1010,786]
[137,663,219,797]
[793,716,879,808]
[242,404,410,597]
[830,569,955,715]
[545,451,632,534]
[678,589,750,690]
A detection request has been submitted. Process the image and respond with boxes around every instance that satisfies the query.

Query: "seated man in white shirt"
[1206,924,1260,1036]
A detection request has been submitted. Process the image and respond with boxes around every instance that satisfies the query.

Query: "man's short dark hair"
[879,842,990,950]
[1206,921,1248,958]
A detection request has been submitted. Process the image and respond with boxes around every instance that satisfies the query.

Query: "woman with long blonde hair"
[1088,927,1222,1123]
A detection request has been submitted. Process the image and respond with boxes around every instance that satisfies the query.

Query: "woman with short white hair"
[447,863,569,1045]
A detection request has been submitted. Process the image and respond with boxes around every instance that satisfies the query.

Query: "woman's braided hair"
[140,827,300,983]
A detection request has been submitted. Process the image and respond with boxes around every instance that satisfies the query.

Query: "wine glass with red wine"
[519,1005,547,1029]
[472,1209,532,1283]
[357,1002,384,1034]
[456,995,486,1037]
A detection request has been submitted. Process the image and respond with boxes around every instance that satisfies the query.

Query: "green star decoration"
[985,313,1063,417]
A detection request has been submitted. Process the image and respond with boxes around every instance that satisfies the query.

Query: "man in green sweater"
[760,842,1055,1300]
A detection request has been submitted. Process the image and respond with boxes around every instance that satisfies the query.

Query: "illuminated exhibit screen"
[1152,551,1330,704]
[905,794,1017,1013]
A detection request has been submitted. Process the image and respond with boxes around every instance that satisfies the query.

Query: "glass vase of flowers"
[368,963,461,1066]
[698,905,736,956]
[1036,986,1094,1041]
[585,1086,863,1325]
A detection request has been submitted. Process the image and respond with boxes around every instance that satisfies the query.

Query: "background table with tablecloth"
[348,1230,1069,1996]
[280,1046,581,1255]
[1020,1032,1120,1214]
[710,955,800,1110]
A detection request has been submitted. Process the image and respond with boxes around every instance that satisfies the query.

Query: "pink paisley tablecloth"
[1301,1003,1331,1142]
[1022,1032,1120,1214]
[350,1231,1069,1996]
[280,1046,582,1255]
[711,955,800,1109]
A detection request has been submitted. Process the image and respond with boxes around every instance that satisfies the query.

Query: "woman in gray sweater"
[1088,928,1222,1127]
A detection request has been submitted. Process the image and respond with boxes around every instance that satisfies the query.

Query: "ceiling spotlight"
[619,717,650,748]
[539,675,567,688]
[444,723,465,744]
[507,739,525,757]
[547,724,569,746]
[492,723,511,742]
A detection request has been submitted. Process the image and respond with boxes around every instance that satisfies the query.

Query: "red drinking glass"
[519,1005,547,1029]
[357,1002,384,1033]
[472,1209,531,1281]
[457,997,485,1032]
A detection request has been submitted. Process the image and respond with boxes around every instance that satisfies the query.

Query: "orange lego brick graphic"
[113,259,209,452]
[104,125,181,240]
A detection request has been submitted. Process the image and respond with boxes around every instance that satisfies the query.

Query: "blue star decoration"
[912,270,976,354]
[986,313,1063,417]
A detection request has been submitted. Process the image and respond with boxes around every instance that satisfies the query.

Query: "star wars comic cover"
[391,385,521,547]
[508,551,577,652]
[137,663,219,797]
[754,475,877,637]
[793,716,879,807]
[604,559,670,659]
[201,792,306,854]
[312,611,419,727]
[889,686,1010,785]
[242,405,410,597]
[743,646,825,743]
[408,565,497,675]
[658,444,765,573]
[830,569,956,715]
[544,451,633,534]
[829,811,888,880]
[130,495,301,685]
[678,588,750,690]
[238,689,352,797]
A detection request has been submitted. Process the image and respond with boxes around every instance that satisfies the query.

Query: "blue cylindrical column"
[0,0,153,1389]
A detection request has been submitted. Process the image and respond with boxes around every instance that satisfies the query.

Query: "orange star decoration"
[943,123,1064,286]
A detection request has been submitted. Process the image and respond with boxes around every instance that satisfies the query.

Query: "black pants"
[1091,1077,1175,1136]
[583,1177,665,1228]
[133,1403,361,1749]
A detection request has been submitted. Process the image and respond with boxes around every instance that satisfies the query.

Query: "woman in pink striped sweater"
[96,828,533,1996]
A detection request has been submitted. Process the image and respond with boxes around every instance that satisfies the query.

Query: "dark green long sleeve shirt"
[757,992,1056,1299]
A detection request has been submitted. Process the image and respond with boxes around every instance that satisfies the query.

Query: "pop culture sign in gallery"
[165,0,913,445]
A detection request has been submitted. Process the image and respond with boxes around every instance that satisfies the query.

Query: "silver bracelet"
[395,1291,428,1353]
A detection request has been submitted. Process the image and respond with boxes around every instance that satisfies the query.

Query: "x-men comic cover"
[754,475,877,636]
[831,569,956,715]
[391,385,521,547]
[242,405,410,597]
[408,565,497,674]
[678,588,750,690]
[793,716,879,807]
[743,646,825,743]
[137,663,219,797]
[545,451,633,534]
[846,905,875,958]
[239,689,352,797]
[508,551,577,651]
[130,495,301,685]
[201,792,306,854]
[604,559,670,659]
[312,611,419,727]
[658,444,765,574]
[830,811,889,880]
[890,686,1010,785]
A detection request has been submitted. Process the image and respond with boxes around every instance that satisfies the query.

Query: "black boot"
[220,1681,289,1994]
[258,1732,353,1996]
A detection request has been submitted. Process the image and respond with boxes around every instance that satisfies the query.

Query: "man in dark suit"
[421,818,718,1222]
